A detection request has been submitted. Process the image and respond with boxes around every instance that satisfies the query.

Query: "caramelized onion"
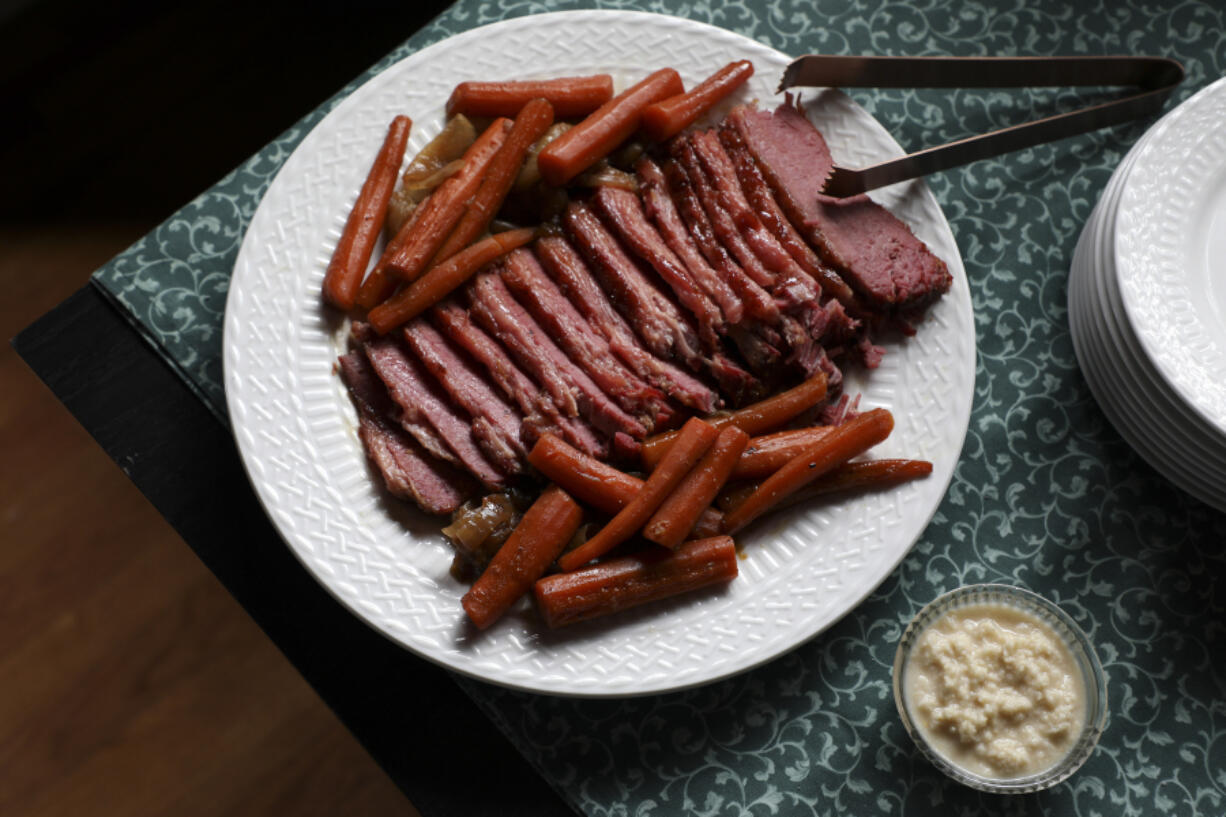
[386,115,478,235]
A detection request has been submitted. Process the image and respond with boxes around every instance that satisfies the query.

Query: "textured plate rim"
[1114,76,1226,436]
[222,10,976,697]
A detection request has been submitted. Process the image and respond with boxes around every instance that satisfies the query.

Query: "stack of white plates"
[1069,76,1226,512]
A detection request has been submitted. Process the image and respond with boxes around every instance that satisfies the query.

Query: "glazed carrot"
[462,485,583,630]
[431,99,555,263]
[717,459,933,512]
[535,536,738,628]
[527,433,724,537]
[446,75,614,119]
[641,373,828,467]
[556,417,717,572]
[730,426,837,480]
[722,408,895,534]
[355,118,512,308]
[643,427,749,550]
[367,228,536,334]
[537,68,684,187]
[321,115,412,310]
[641,61,754,142]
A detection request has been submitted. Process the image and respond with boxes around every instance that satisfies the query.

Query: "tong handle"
[779,55,1185,197]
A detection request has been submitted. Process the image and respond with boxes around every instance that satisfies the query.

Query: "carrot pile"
[324,61,772,336]
[463,372,932,630]
[318,62,939,633]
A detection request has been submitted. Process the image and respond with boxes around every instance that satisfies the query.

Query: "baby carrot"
[431,98,555,263]
[367,227,536,334]
[322,114,412,310]
[640,373,828,467]
[356,118,511,308]
[527,433,725,538]
[537,68,684,187]
[730,426,836,480]
[717,459,933,512]
[722,408,895,534]
[534,536,738,628]
[462,485,583,630]
[641,60,754,142]
[446,75,614,119]
[556,417,717,572]
[643,426,749,550]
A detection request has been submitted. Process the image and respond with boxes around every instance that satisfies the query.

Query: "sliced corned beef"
[338,351,475,514]
[402,320,526,475]
[501,247,671,430]
[662,158,781,325]
[563,201,704,366]
[671,138,776,290]
[727,103,951,312]
[685,130,836,355]
[591,185,727,344]
[432,301,607,458]
[635,157,743,324]
[564,202,760,404]
[672,147,823,375]
[360,329,507,489]
[468,270,648,440]
[717,122,857,306]
[351,324,460,468]
[534,234,719,413]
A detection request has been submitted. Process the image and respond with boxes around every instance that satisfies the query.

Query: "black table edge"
[13,285,575,817]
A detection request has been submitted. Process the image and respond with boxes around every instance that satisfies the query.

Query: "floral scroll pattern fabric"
[92,1,1226,814]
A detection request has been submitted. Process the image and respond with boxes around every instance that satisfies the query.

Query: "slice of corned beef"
[402,320,526,475]
[468,270,648,441]
[563,201,704,367]
[338,351,475,514]
[636,157,744,324]
[361,329,507,490]
[671,139,777,290]
[684,130,835,364]
[564,201,761,404]
[717,122,857,306]
[534,234,718,413]
[728,102,951,312]
[661,158,780,326]
[431,300,607,458]
[501,248,672,430]
[350,324,460,468]
[591,185,727,344]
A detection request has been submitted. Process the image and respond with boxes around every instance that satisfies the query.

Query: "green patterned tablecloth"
[93,1,1226,814]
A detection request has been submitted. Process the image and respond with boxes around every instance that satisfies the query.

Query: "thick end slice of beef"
[728,103,951,313]
[338,351,475,514]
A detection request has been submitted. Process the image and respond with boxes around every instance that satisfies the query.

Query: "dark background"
[1,0,454,225]
[1,2,452,814]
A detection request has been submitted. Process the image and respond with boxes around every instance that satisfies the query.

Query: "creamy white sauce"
[904,603,1085,779]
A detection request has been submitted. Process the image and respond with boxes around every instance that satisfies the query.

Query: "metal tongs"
[778,55,1184,197]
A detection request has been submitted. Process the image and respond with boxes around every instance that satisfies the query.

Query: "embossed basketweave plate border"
[1115,76,1226,436]
[223,10,975,697]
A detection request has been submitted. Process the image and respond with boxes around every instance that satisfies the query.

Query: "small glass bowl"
[892,583,1108,793]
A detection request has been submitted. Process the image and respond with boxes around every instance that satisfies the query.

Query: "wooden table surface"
[5,2,568,813]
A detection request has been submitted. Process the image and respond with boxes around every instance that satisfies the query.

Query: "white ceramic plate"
[223,11,975,696]
[1069,130,1226,510]
[1115,76,1226,437]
